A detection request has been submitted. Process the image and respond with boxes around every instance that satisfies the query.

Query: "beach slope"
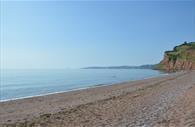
[0,71,195,127]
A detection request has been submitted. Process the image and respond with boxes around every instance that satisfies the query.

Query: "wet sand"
[0,71,195,127]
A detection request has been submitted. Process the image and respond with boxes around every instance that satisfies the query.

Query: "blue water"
[0,69,164,101]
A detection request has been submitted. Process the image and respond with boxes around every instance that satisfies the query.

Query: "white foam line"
[0,73,169,102]
[0,87,91,102]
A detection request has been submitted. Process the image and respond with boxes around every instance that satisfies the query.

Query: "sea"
[0,69,164,102]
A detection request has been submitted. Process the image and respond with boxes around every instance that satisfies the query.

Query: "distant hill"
[155,42,195,71]
[83,42,195,71]
[83,65,154,69]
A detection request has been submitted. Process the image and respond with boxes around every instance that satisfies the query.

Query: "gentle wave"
[0,69,165,101]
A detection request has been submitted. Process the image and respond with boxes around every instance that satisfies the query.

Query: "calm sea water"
[0,69,164,101]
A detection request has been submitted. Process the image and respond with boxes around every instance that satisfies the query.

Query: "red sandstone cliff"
[155,42,195,71]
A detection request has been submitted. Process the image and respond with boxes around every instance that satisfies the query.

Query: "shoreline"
[0,72,168,103]
[1,71,194,127]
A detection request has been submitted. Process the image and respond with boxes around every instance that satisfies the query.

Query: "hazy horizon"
[1,0,195,69]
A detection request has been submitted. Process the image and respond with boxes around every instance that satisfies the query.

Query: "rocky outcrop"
[155,42,195,71]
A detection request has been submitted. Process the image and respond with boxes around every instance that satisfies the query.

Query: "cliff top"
[165,42,195,62]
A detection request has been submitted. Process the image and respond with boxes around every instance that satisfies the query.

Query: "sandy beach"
[0,71,195,127]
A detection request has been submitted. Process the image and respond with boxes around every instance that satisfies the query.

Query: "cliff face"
[155,42,195,71]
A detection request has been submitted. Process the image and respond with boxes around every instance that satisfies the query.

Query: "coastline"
[0,72,167,102]
[0,71,194,127]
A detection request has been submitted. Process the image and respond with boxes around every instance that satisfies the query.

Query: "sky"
[1,0,195,69]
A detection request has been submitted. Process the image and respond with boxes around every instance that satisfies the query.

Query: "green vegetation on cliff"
[166,42,195,61]
[155,42,195,71]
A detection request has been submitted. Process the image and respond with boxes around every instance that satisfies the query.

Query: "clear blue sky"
[1,0,195,69]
